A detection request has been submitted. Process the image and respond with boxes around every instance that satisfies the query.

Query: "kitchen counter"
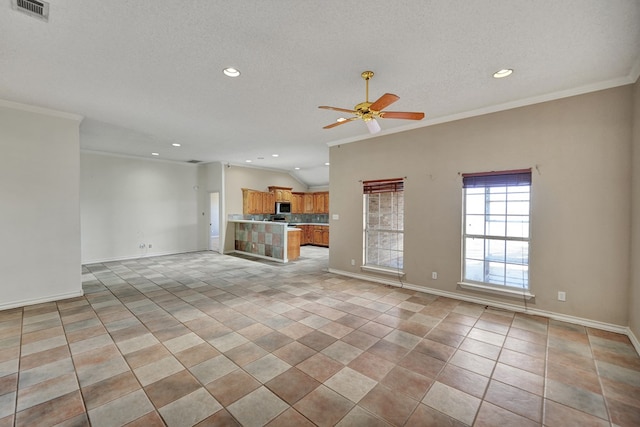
[229,219,303,262]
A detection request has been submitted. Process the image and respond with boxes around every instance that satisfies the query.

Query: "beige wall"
[81,152,201,263]
[630,79,640,339]
[329,85,633,327]
[0,101,83,309]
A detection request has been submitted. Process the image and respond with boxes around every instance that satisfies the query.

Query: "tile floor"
[1,247,639,426]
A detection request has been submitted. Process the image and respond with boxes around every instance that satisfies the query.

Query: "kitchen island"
[229,220,301,263]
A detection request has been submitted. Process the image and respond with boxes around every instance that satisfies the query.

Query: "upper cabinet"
[313,191,329,214]
[303,193,314,213]
[242,188,275,215]
[242,187,328,215]
[291,192,304,214]
[268,186,292,202]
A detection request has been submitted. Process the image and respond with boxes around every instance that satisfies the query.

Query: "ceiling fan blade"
[323,117,357,129]
[319,106,357,114]
[369,93,399,111]
[379,111,425,120]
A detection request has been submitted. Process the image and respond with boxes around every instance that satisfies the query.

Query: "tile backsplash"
[229,213,329,223]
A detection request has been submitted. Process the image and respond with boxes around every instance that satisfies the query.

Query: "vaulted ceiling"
[1,1,639,187]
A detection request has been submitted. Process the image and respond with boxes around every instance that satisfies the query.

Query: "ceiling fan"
[319,71,425,134]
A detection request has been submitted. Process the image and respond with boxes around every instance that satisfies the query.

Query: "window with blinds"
[363,178,404,270]
[462,169,531,289]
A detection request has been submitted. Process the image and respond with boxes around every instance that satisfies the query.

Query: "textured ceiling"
[1,0,639,187]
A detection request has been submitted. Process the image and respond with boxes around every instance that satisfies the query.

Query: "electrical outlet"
[139,243,145,249]
[558,291,566,301]
[431,272,438,280]
[351,259,355,266]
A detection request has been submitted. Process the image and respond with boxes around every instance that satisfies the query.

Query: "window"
[462,169,531,289]
[363,178,404,270]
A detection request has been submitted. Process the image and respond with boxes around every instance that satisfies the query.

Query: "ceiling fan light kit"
[319,71,425,134]
[366,119,381,134]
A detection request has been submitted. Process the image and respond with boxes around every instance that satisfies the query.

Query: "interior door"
[209,192,220,252]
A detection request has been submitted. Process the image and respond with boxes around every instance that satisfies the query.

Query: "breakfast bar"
[229,219,301,263]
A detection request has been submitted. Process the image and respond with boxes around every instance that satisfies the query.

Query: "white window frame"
[362,179,404,274]
[459,170,534,299]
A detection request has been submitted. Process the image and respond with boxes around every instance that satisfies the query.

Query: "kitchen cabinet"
[312,225,329,247]
[303,194,314,213]
[242,188,274,214]
[304,225,314,245]
[313,192,329,214]
[243,187,329,215]
[262,192,275,214]
[242,188,261,214]
[287,229,301,260]
[291,192,304,214]
[269,186,292,203]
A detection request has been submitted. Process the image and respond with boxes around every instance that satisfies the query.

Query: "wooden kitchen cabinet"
[303,194,314,213]
[243,187,329,215]
[312,225,329,247]
[242,188,261,214]
[243,188,274,214]
[268,186,292,203]
[304,225,314,245]
[313,192,329,214]
[291,192,304,214]
[287,229,301,260]
[262,192,275,214]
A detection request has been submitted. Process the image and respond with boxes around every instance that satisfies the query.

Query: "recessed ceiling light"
[245,159,252,163]
[325,162,330,166]
[294,167,300,170]
[151,152,159,156]
[172,143,181,147]
[272,154,279,157]
[493,69,513,78]
[223,67,241,77]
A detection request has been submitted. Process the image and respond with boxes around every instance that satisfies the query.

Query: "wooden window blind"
[462,169,531,188]
[362,178,404,194]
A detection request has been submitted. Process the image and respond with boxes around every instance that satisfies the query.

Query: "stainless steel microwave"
[275,202,291,214]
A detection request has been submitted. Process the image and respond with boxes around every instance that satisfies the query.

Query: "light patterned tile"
[190,355,238,385]
[324,367,377,403]
[244,354,291,383]
[16,372,78,411]
[87,389,154,427]
[164,332,205,354]
[18,358,75,389]
[158,388,222,427]
[227,386,288,427]
[208,332,248,353]
[0,392,15,419]
[422,381,481,425]
[321,341,363,365]
[134,356,184,387]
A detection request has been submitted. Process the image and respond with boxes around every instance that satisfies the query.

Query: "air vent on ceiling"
[12,0,49,22]
[186,160,203,164]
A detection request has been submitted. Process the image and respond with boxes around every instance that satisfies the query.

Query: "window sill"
[458,281,535,300]
[361,265,405,277]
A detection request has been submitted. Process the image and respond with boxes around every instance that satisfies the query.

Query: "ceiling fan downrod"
[361,71,374,103]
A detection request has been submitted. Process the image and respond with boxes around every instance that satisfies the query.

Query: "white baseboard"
[82,249,206,265]
[627,327,640,356]
[0,290,85,311]
[329,268,630,337]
